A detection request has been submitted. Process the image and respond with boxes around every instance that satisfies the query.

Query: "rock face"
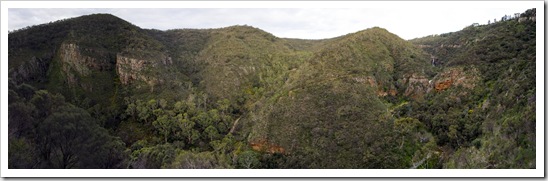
[60,44,92,75]
[435,79,452,91]
[54,42,179,94]
[115,55,148,85]
[403,74,431,99]
[115,53,172,92]
[249,139,286,154]
[58,43,114,90]
[432,67,479,92]
[60,43,113,72]
[397,67,479,98]
[59,43,94,85]
[353,76,397,97]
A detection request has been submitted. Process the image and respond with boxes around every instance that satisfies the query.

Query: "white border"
[1,0,8,178]
[1,169,546,177]
[0,1,543,9]
[1,0,544,178]
[535,1,545,176]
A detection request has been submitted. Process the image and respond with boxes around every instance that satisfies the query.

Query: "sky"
[7,5,535,40]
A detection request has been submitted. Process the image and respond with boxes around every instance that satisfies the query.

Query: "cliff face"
[354,69,478,99]
[58,43,115,88]
[402,74,431,99]
[60,43,92,77]
[353,76,397,97]
[49,41,176,96]
[43,43,118,101]
[115,53,173,92]
[115,55,148,85]
[60,43,114,74]
[396,67,480,99]
[432,67,479,92]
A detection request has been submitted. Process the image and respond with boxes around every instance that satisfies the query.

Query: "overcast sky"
[8,6,534,40]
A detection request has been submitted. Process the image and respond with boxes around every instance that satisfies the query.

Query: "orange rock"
[268,145,285,154]
[249,139,286,154]
[389,89,397,96]
[377,91,388,97]
[435,79,453,91]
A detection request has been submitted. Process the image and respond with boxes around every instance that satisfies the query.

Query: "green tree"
[192,109,220,130]
[217,98,231,115]
[153,115,177,143]
[37,104,124,168]
[176,114,199,145]
[30,90,65,119]
[124,101,138,121]
[8,137,38,168]
[8,101,36,137]
[204,125,220,141]
[394,117,423,148]
[237,150,260,169]
[173,100,188,114]
[168,150,223,169]
[129,143,177,169]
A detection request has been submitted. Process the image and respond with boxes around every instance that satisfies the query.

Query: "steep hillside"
[243,27,437,168]
[9,13,184,113]
[192,26,290,101]
[409,8,536,168]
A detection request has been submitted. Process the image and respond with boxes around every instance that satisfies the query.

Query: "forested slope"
[409,8,536,168]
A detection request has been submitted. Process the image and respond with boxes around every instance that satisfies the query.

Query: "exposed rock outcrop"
[115,53,172,92]
[398,67,479,98]
[353,76,397,97]
[116,55,148,85]
[58,43,114,90]
[249,139,286,154]
[435,79,453,91]
[59,43,94,85]
[402,74,431,99]
[432,67,479,92]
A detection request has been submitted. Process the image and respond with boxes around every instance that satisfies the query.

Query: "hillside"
[243,27,436,168]
[8,9,536,169]
[409,8,536,168]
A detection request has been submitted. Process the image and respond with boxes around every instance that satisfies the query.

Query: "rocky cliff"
[115,53,173,92]
[402,73,431,99]
[432,67,480,92]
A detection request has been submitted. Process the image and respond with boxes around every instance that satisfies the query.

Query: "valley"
[8,8,536,169]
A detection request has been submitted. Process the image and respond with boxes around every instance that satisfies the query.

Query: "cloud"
[8,7,533,40]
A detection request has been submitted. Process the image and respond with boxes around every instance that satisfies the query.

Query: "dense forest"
[8,8,536,169]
